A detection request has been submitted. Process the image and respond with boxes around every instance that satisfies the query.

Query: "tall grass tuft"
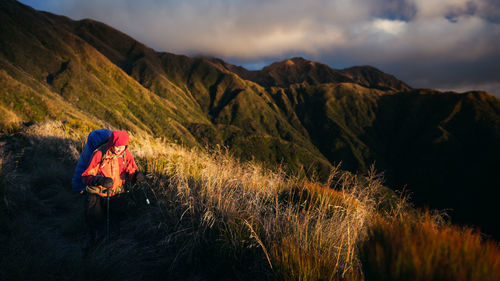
[139,145,385,280]
[361,211,500,281]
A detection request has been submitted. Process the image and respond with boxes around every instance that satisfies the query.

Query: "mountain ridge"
[207,56,412,92]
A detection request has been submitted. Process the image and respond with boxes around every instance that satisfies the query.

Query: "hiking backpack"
[72,129,113,192]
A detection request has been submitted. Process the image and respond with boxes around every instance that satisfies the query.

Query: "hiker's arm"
[81,150,103,186]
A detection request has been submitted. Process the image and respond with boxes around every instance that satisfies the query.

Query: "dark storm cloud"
[479,0,500,23]
[445,1,477,23]
[371,0,418,21]
[18,0,500,97]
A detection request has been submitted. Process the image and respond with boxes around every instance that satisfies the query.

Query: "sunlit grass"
[1,120,499,281]
[361,211,500,281]
[137,135,384,280]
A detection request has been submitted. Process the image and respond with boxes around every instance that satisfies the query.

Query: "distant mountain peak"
[220,57,410,91]
[264,57,320,71]
[227,57,349,88]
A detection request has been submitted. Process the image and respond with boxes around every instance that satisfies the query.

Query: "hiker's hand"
[92,176,103,186]
[101,177,114,189]
[93,176,113,189]
[134,171,145,184]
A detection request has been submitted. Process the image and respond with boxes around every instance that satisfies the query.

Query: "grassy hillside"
[0,0,334,178]
[1,121,499,281]
[0,0,203,145]
[63,18,333,174]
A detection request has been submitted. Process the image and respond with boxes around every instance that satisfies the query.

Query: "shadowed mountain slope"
[2,0,500,238]
[341,65,412,91]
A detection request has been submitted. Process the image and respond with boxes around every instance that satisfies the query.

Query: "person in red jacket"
[82,130,143,245]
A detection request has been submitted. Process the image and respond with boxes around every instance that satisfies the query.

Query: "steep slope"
[0,59,98,132]
[53,17,333,173]
[0,0,203,145]
[63,18,209,124]
[271,83,385,172]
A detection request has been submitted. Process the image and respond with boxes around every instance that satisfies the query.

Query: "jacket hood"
[106,131,129,151]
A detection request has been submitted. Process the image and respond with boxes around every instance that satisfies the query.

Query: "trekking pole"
[141,184,151,205]
[145,184,167,218]
[106,188,110,242]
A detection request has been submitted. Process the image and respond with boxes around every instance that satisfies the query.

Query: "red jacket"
[82,131,138,196]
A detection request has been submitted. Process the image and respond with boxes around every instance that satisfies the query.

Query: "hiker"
[81,130,144,244]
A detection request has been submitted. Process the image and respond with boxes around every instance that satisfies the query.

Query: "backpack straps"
[96,145,128,170]
[93,143,108,169]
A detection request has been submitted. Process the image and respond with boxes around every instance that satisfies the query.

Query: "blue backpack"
[72,129,113,192]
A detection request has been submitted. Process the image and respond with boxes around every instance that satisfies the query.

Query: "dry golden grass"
[137,140,384,280]
[361,211,500,281]
[0,105,21,133]
[8,120,500,281]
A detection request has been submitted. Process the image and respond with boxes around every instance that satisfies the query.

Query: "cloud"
[19,0,500,97]
[371,18,407,34]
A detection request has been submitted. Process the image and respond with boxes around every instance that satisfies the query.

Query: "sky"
[19,0,500,96]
